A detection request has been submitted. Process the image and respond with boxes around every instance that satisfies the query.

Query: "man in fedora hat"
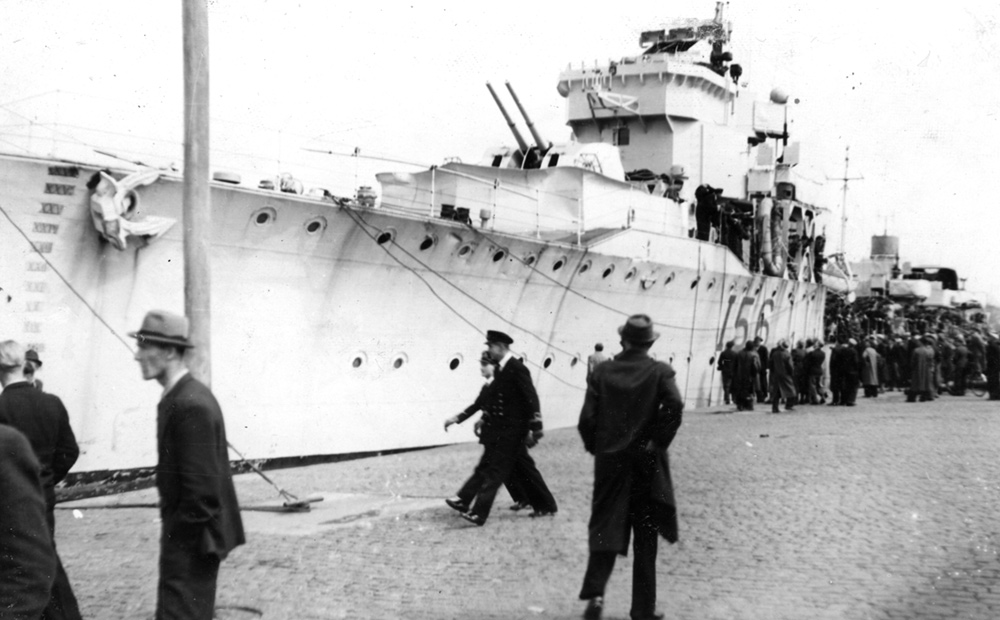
[24,348,44,391]
[131,310,245,620]
[457,330,557,526]
[578,314,684,620]
[0,340,82,619]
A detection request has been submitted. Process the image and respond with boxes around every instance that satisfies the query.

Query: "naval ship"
[0,3,826,473]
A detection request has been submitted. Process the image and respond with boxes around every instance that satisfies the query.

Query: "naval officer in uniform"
[459,330,557,525]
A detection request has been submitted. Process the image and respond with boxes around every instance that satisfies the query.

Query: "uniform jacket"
[487,357,542,436]
[0,382,79,507]
[157,374,245,560]
[579,349,684,551]
[0,425,56,620]
[768,348,796,398]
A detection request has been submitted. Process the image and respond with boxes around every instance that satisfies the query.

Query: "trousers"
[469,432,557,521]
[157,540,221,620]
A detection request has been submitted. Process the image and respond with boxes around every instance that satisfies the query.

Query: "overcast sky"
[2,0,999,302]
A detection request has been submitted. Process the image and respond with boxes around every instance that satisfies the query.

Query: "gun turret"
[486,82,530,156]
[505,81,551,153]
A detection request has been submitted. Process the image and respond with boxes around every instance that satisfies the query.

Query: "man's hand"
[444,415,461,431]
[474,419,484,436]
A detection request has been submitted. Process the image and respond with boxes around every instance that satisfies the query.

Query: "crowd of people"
[717,327,1000,410]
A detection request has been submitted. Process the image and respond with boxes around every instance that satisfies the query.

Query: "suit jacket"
[0,382,79,507]
[579,349,684,550]
[0,425,56,620]
[157,374,245,560]
[488,357,542,436]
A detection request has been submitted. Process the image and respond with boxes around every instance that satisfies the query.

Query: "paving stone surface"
[54,391,1000,619]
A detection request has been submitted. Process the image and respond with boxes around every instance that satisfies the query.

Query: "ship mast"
[829,145,863,256]
[182,0,212,383]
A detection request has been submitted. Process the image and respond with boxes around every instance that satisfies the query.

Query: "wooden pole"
[182,0,211,384]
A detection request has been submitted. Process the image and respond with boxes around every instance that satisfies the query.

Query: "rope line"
[0,202,135,354]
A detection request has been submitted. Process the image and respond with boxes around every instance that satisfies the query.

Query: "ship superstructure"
[0,3,826,473]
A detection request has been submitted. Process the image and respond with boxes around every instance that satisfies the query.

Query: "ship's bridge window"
[614,127,630,146]
[491,155,503,167]
[547,154,560,168]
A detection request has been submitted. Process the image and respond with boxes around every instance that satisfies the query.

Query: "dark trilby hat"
[618,314,660,343]
[129,310,195,348]
[25,349,42,367]
[485,330,514,346]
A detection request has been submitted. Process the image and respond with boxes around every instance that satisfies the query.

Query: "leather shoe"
[445,498,469,513]
[583,596,603,620]
[509,501,530,511]
[529,509,556,518]
[460,512,486,526]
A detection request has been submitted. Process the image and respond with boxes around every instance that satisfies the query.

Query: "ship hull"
[0,154,825,471]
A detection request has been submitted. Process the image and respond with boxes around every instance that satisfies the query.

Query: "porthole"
[492,250,506,262]
[524,253,537,266]
[771,290,778,297]
[730,282,737,292]
[709,356,716,365]
[664,272,675,285]
[543,355,554,369]
[253,207,276,226]
[449,355,463,370]
[641,275,657,290]
[602,264,615,278]
[304,217,327,234]
[578,260,592,274]
[419,235,437,251]
[755,287,762,295]
[351,352,368,369]
[707,279,716,290]
[624,268,637,282]
[570,356,580,367]
[552,257,566,271]
[376,228,396,245]
[458,244,473,257]
[391,353,408,369]
[690,277,700,289]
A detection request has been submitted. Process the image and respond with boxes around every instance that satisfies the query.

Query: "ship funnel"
[486,82,530,155]
[505,81,551,153]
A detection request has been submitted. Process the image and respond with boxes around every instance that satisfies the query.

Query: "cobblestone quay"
[57,392,1000,619]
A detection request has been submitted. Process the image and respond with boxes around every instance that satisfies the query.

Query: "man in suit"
[131,310,245,620]
[805,340,826,404]
[0,340,81,620]
[716,340,737,405]
[0,424,57,620]
[732,342,760,411]
[768,339,797,413]
[754,337,769,403]
[578,314,684,620]
[459,330,557,526]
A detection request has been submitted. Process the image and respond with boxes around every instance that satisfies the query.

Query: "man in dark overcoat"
[131,310,245,620]
[0,424,57,620]
[459,330,557,525]
[578,314,683,620]
[768,339,796,412]
[754,337,769,403]
[805,340,826,404]
[716,340,737,405]
[791,340,808,404]
[0,340,82,620]
[732,341,760,411]
[907,336,936,402]
[839,338,861,406]
[951,336,969,395]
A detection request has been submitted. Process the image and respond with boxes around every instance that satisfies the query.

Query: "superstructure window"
[614,127,630,146]
[547,154,560,167]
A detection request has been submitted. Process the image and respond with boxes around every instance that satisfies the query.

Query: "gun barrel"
[505,81,550,152]
[486,82,529,155]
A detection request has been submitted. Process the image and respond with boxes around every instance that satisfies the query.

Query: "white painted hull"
[0,154,825,471]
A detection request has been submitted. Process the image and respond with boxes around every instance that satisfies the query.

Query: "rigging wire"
[0,203,135,354]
